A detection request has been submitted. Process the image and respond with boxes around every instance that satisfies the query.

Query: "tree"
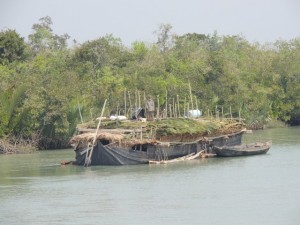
[73,34,128,71]
[0,63,32,138]
[22,50,81,148]
[272,38,300,123]
[0,29,27,64]
[174,33,208,48]
[28,16,69,54]
[155,24,174,53]
[132,41,148,62]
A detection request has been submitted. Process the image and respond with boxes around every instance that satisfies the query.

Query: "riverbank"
[246,119,288,130]
[0,118,291,154]
[0,138,37,154]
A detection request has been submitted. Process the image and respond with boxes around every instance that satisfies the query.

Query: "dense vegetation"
[0,17,299,149]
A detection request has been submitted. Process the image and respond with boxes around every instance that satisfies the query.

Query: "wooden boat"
[213,141,272,157]
[149,151,203,164]
[70,129,245,166]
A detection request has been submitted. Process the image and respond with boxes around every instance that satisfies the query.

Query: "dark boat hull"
[74,130,245,166]
[213,141,271,157]
[76,141,199,166]
[207,131,244,147]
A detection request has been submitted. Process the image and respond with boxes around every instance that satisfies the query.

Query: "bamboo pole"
[124,88,127,117]
[221,106,224,120]
[215,105,218,119]
[184,97,186,117]
[85,99,107,167]
[165,90,168,118]
[128,91,132,118]
[189,82,194,110]
[156,95,160,118]
[195,96,198,110]
[173,98,175,118]
[187,102,190,118]
[90,109,93,120]
[144,92,146,112]
[135,89,137,110]
[77,101,83,123]
[138,90,141,108]
[169,104,172,118]
[177,95,181,117]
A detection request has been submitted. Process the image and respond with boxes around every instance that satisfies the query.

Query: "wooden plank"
[78,128,143,134]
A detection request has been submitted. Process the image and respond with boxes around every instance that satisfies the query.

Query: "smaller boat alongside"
[213,141,272,157]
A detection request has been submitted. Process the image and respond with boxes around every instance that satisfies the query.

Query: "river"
[0,127,299,225]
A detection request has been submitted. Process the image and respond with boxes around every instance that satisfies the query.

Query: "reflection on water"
[0,127,299,225]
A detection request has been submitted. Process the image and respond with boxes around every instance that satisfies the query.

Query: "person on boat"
[146,95,155,121]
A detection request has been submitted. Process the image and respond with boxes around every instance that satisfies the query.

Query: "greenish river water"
[0,127,299,225]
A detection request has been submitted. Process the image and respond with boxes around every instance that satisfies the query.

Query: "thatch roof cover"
[70,132,124,144]
[70,131,158,146]
[71,118,245,144]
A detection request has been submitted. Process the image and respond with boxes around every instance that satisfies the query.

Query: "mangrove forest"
[0,16,299,150]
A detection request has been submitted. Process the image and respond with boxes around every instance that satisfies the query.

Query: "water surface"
[0,127,299,225]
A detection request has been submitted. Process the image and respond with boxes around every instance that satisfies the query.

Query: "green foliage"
[0,29,28,64]
[132,41,148,61]
[73,34,127,70]
[0,85,27,137]
[153,118,208,136]
[28,16,69,54]
[1,17,300,149]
